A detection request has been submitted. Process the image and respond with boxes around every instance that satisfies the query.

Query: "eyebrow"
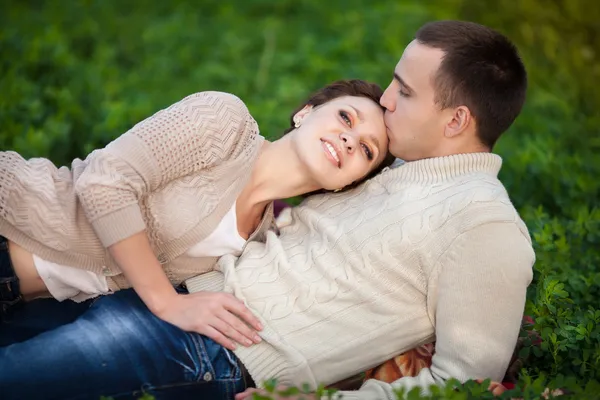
[346,104,380,156]
[367,133,381,155]
[349,105,364,123]
[394,72,414,94]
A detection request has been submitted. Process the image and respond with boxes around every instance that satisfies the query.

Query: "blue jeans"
[0,288,248,400]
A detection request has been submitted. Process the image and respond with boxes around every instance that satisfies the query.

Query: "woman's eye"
[339,110,352,127]
[399,90,409,98]
[361,143,373,161]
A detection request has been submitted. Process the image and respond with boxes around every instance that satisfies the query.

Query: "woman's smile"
[321,139,342,168]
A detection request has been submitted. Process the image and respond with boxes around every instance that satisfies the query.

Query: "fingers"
[211,316,255,347]
[235,388,262,400]
[222,295,263,331]
[490,384,507,396]
[183,292,264,349]
[219,310,262,345]
[200,325,237,351]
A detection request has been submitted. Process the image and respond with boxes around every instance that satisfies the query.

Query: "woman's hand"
[108,232,263,350]
[155,291,263,350]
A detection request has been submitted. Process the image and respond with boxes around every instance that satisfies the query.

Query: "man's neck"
[382,152,502,186]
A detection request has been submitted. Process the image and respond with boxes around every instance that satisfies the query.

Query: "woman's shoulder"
[170,91,253,121]
[167,90,259,140]
[163,91,262,161]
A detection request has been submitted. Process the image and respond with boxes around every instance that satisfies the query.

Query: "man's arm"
[336,221,535,399]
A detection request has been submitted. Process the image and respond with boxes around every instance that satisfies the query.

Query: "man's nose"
[380,85,395,112]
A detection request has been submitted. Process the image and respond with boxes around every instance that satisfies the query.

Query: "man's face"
[380,40,448,161]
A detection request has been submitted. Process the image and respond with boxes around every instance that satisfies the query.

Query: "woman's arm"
[75,92,262,347]
[110,232,262,350]
[108,232,177,317]
[75,91,255,247]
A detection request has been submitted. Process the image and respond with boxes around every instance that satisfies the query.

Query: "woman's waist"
[2,236,50,300]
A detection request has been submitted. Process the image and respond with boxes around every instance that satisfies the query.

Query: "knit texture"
[0,91,270,289]
[185,153,535,398]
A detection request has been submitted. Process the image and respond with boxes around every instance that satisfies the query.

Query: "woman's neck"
[242,137,319,206]
[235,137,319,237]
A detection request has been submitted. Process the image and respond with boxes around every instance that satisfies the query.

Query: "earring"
[294,117,301,128]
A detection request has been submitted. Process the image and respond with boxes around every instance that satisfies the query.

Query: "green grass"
[1,0,599,398]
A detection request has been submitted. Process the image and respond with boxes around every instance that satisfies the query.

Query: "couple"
[0,20,534,400]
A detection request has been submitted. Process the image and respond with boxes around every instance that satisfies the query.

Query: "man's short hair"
[416,20,528,149]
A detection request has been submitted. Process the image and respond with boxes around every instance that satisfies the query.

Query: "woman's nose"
[341,132,357,153]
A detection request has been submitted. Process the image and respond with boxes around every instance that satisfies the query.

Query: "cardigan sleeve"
[75,91,258,247]
[333,222,534,399]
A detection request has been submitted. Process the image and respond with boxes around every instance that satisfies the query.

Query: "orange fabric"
[363,342,510,396]
[365,343,435,382]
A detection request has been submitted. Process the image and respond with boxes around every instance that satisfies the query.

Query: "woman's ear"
[293,105,313,127]
[444,105,472,138]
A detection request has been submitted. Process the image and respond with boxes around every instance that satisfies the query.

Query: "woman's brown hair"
[284,79,396,195]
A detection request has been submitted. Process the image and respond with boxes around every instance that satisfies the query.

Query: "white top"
[35,201,245,302]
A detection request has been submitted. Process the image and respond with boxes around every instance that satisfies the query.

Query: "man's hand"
[235,387,317,400]
[156,291,263,350]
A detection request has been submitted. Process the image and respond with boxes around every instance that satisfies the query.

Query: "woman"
[0,79,394,350]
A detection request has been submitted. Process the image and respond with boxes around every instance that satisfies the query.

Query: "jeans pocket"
[191,335,241,382]
[216,346,242,381]
[178,338,243,398]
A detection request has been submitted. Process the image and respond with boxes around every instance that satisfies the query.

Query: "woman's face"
[290,96,389,191]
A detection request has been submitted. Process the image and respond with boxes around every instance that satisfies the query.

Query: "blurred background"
[1,0,599,390]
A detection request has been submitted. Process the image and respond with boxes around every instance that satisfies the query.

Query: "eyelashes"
[361,143,374,160]
[339,110,352,127]
[339,110,373,161]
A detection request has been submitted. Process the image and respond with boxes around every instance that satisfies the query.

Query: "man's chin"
[388,148,413,162]
[389,153,421,163]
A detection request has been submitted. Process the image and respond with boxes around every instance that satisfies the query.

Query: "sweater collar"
[383,152,503,185]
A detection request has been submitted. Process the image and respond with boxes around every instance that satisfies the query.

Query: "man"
[0,20,533,400]
[235,19,533,399]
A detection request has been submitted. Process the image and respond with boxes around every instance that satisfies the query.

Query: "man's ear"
[444,106,472,138]
[293,105,314,126]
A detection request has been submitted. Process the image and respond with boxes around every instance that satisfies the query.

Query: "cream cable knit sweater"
[185,152,535,398]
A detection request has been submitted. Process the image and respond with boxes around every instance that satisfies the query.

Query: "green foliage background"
[1,0,599,397]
